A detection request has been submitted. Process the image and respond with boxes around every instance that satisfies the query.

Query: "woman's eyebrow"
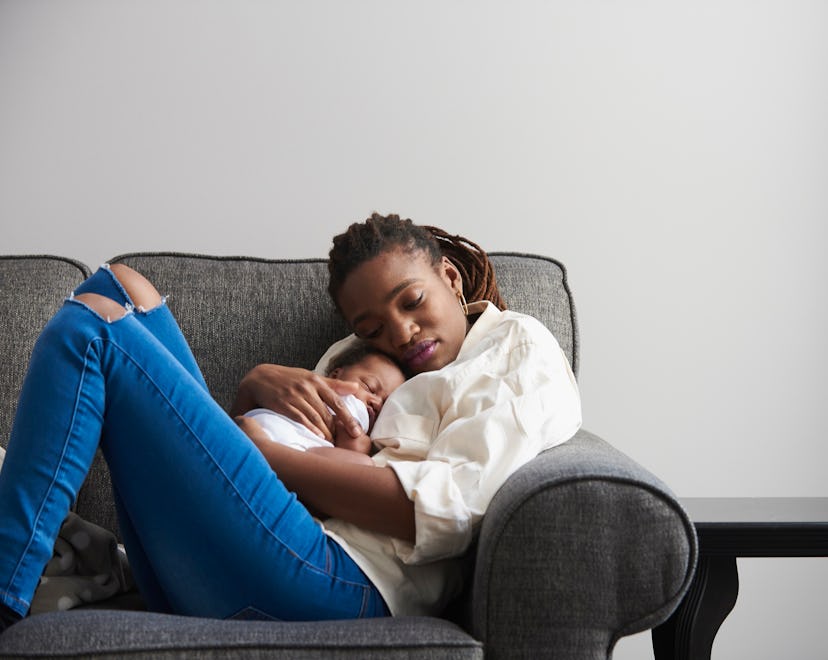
[384,279,419,303]
[352,279,419,326]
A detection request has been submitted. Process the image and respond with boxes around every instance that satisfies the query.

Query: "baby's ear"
[328,368,342,380]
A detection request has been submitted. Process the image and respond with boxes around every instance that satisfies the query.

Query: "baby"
[239,345,405,464]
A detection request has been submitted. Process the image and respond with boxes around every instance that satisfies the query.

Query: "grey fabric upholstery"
[472,429,696,660]
[0,612,483,659]
[0,255,90,452]
[0,252,696,659]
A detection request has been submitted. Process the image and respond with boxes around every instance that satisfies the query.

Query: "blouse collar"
[455,301,501,362]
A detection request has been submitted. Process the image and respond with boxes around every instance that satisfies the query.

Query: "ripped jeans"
[0,266,388,620]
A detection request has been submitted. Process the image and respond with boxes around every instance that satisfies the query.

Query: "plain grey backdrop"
[1,1,826,657]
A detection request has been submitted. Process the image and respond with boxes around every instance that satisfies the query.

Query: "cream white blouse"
[316,301,582,616]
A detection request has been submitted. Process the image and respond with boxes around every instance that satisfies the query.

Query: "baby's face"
[334,353,405,428]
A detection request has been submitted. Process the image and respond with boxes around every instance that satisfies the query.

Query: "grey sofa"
[0,252,697,659]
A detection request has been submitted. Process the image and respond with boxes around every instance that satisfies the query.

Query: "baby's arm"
[333,422,373,455]
[234,415,272,445]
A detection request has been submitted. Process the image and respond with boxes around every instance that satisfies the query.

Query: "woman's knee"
[108,264,163,310]
[73,293,130,322]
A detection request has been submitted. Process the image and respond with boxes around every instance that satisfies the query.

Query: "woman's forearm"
[253,438,415,543]
[306,446,374,466]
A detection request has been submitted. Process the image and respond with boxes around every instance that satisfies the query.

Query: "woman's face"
[335,248,470,375]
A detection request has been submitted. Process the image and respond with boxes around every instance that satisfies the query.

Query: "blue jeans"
[0,266,388,620]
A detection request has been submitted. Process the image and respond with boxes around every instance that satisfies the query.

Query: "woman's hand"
[231,364,363,442]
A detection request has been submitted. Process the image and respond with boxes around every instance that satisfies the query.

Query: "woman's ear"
[328,367,342,380]
[439,256,464,296]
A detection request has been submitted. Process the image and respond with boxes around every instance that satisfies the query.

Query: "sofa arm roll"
[471,429,697,660]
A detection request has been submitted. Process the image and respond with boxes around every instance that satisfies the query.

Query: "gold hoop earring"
[457,291,469,316]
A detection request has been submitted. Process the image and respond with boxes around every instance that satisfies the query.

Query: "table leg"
[651,555,739,660]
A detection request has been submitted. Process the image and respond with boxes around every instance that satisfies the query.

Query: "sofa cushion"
[0,255,90,452]
[0,610,483,659]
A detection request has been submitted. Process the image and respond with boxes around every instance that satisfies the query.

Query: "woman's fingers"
[322,379,363,437]
[286,397,335,441]
[233,364,363,441]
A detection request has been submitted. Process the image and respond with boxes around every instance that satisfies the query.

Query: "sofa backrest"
[0,255,91,452]
[109,252,579,410]
[1,252,578,538]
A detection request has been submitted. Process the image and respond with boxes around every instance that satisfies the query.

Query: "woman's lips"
[403,340,436,370]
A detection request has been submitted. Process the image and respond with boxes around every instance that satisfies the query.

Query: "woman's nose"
[389,315,418,348]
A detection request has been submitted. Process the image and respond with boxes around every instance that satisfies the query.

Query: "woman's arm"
[231,364,363,442]
[250,433,415,543]
[306,446,374,466]
[234,414,272,445]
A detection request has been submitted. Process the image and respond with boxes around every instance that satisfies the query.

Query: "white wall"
[2,1,827,657]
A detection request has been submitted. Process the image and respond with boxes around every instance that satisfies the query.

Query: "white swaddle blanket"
[244,393,370,451]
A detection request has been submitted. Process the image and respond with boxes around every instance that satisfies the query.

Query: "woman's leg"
[0,273,387,621]
[72,265,204,612]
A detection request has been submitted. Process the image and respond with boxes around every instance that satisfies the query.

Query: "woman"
[0,213,581,630]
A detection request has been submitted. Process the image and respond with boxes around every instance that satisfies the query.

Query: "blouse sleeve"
[373,332,582,565]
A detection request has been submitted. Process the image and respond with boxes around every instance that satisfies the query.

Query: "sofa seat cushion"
[0,610,483,659]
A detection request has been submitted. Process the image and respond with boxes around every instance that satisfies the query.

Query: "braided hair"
[327,213,506,311]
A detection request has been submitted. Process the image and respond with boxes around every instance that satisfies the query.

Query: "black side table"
[652,497,828,660]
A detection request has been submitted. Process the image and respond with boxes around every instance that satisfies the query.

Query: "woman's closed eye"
[404,292,424,310]
[357,325,382,340]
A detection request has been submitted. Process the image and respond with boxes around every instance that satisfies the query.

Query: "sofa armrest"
[471,429,697,660]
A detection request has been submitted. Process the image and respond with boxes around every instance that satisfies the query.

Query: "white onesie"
[243,394,370,451]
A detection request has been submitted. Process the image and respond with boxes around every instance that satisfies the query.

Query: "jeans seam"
[5,339,99,606]
[0,587,34,613]
[358,585,370,617]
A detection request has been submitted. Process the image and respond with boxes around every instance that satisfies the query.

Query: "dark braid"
[423,225,506,311]
[328,213,506,311]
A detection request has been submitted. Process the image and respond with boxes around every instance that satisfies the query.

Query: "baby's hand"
[333,423,373,455]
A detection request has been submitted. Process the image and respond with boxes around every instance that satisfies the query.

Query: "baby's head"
[326,345,405,428]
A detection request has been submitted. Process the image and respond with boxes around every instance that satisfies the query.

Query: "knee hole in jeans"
[108,264,163,311]
[72,293,130,323]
